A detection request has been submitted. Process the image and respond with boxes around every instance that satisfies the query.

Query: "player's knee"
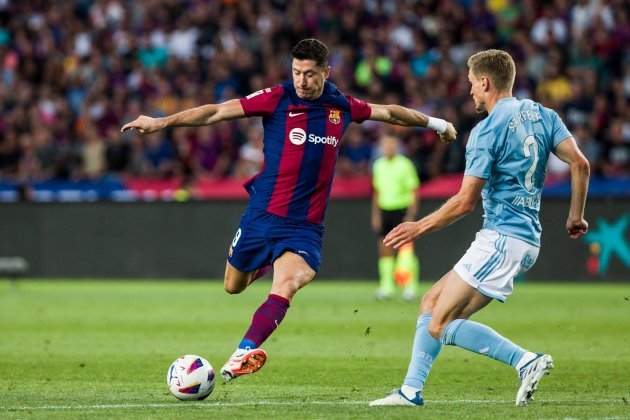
[421,287,441,313]
[275,269,313,293]
[224,284,243,295]
[427,319,445,340]
[420,292,436,313]
[293,267,314,288]
[223,278,246,295]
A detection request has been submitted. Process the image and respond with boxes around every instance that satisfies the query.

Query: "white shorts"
[453,229,540,302]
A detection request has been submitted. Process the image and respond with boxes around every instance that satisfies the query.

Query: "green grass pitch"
[1,280,629,419]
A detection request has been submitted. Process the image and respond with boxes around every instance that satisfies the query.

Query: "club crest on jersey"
[328,109,341,124]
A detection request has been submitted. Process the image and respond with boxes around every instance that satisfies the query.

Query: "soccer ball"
[167,355,215,400]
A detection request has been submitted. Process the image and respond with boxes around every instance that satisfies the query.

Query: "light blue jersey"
[465,97,571,246]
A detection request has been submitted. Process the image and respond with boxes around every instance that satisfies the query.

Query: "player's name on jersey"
[508,110,542,132]
[511,194,541,210]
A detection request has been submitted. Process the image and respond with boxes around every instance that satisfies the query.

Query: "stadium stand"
[0,0,627,201]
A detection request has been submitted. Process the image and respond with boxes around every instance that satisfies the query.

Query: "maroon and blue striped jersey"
[239,80,371,225]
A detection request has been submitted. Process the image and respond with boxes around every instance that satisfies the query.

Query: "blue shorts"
[227,208,324,273]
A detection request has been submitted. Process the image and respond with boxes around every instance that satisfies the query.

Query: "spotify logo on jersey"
[288,128,339,147]
[289,128,307,145]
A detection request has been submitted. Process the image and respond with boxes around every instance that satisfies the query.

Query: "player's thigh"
[454,230,540,302]
[271,251,316,299]
[430,270,492,333]
[224,212,273,292]
[377,240,395,257]
[419,272,449,314]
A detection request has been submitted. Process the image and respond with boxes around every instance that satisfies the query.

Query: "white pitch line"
[1,399,625,411]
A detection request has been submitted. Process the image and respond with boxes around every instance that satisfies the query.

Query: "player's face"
[468,70,487,113]
[380,136,398,158]
[292,59,330,100]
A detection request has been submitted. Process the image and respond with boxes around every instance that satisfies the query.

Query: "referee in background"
[371,134,420,301]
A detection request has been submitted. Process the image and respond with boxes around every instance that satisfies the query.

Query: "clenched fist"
[438,122,457,144]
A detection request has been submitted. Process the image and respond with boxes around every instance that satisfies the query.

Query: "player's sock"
[440,319,526,368]
[395,244,418,290]
[378,256,395,294]
[238,294,290,349]
[403,313,442,390]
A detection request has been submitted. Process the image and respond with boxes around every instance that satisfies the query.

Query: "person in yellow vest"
[372,134,420,301]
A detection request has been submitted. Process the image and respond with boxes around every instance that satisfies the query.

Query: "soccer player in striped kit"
[121,39,457,382]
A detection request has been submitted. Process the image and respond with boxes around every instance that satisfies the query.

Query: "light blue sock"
[440,319,526,368]
[403,314,442,390]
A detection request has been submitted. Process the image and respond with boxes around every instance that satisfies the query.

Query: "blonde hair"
[467,49,516,93]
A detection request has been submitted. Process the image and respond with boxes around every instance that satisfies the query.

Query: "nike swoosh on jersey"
[288,112,304,117]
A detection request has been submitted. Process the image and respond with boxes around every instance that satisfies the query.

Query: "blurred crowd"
[0,0,628,186]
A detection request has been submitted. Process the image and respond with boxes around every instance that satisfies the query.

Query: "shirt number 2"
[523,135,539,191]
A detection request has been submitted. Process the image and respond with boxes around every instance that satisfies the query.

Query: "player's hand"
[566,217,588,239]
[438,122,457,144]
[120,115,166,134]
[383,221,421,249]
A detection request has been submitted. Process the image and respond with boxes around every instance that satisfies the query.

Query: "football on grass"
[167,355,215,400]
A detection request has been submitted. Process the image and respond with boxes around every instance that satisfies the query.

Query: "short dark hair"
[291,39,329,68]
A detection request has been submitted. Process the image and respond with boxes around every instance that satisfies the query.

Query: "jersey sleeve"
[239,85,284,117]
[548,109,572,148]
[346,95,372,123]
[464,127,495,179]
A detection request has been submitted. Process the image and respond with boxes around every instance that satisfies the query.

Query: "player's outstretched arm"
[368,103,457,143]
[120,99,246,134]
[553,137,590,239]
[383,176,484,248]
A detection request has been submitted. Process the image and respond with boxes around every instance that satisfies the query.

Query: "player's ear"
[324,65,331,79]
[481,76,490,92]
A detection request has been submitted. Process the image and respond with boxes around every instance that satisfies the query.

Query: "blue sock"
[238,338,257,350]
[440,319,526,368]
[403,314,442,390]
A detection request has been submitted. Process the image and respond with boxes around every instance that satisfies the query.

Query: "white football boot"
[516,353,554,406]
[369,387,424,407]
[374,288,394,301]
[220,348,267,382]
[402,288,419,302]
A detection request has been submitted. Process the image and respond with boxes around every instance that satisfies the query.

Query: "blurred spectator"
[104,125,131,174]
[234,124,264,179]
[337,125,372,177]
[143,132,175,178]
[602,119,630,177]
[537,62,572,107]
[80,125,106,179]
[531,4,568,46]
[0,0,626,188]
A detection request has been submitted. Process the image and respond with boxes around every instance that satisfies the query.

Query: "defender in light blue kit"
[466,96,571,248]
[370,50,590,408]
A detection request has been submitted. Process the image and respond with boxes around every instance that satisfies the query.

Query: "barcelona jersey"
[239,80,371,225]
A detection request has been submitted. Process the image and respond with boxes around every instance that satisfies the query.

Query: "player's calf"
[270,252,316,299]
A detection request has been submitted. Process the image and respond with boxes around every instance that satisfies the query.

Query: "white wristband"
[427,117,448,134]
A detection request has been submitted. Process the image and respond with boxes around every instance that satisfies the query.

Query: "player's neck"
[485,91,513,114]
